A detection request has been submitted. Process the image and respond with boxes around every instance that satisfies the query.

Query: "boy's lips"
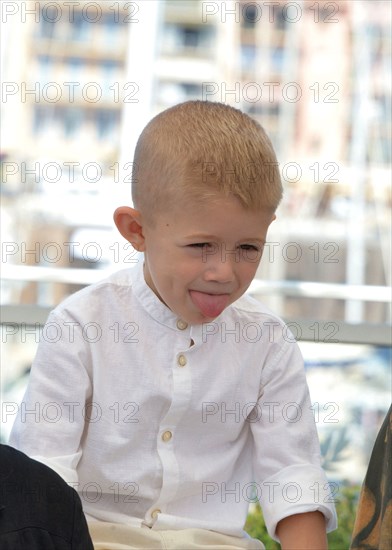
[189,290,230,318]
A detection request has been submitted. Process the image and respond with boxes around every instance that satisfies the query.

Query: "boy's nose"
[203,256,236,284]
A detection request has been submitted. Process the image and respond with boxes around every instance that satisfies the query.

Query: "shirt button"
[178,354,187,367]
[176,319,188,330]
[151,509,161,519]
[162,430,172,442]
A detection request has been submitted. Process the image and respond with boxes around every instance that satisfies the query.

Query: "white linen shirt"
[10,259,337,541]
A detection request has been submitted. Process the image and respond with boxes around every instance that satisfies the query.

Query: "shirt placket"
[146,318,192,526]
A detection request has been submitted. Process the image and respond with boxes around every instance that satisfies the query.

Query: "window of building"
[38,7,57,39]
[271,47,284,72]
[71,11,91,41]
[63,107,83,139]
[94,109,120,141]
[101,13,126,47]
[241,44,257,71]
[66,57,85,80]
[276,9,287,30]
[33,105,54,135]
[182,27,199,48]
[242,4,260,29]
[36,55,53,83]
[162,24,213,53]
[181,83,201,98]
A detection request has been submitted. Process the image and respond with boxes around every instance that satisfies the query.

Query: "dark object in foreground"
[350,404,392,549]
[0,444,93,550]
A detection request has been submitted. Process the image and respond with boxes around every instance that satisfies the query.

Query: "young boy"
[10,101,336,549]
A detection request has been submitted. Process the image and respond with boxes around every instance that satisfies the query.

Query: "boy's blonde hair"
[131,101,282,223]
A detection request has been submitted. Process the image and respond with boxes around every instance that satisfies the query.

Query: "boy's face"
[142,195,275,325]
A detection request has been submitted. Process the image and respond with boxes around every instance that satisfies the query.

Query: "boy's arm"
[250,331,337,541]
[9,310,91,484]
[276,511,327,550]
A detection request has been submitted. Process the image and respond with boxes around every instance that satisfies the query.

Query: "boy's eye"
[240,244,260,252]
[189,243,211,248]
[188,243,261,253]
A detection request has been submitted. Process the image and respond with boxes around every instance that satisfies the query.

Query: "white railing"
[1,265,391,346]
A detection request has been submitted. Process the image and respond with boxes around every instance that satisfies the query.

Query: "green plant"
[244,484,360,549]
[327,484,359,549]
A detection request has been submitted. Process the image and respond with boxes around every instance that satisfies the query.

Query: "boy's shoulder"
[51,266,139,318]
[227,292,286,327]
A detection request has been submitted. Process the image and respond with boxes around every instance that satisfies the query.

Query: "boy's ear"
[113,206,146,252]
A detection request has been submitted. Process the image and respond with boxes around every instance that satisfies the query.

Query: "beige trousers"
[88,522,265,550]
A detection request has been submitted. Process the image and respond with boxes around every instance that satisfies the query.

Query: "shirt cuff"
[259,463,338,541]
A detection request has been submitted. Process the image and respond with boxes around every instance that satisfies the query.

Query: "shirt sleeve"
[250,331,337,540]
[9,310,93,486]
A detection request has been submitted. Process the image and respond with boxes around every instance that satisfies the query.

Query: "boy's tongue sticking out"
[189,290,229,318]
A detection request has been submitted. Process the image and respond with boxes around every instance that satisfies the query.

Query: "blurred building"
[2,1,129,169]
[1,0,391,322]
[3,1,390,179]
